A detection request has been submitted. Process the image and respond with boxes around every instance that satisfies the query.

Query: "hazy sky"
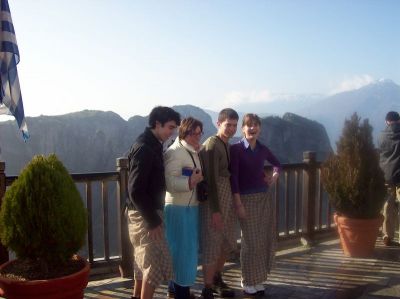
[7,0,400,119]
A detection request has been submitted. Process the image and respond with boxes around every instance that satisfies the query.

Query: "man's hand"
[148,224,163,240]
[211,212,223,231]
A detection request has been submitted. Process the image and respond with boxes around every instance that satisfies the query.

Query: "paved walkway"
[85,238,400,299]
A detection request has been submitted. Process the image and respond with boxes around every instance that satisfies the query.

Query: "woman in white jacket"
[164,117,205,299]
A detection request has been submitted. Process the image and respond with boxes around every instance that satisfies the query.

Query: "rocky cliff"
[259,113,332,163]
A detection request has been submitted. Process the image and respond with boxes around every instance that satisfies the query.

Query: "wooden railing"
[0,151,334,277]
[271,151,333,246]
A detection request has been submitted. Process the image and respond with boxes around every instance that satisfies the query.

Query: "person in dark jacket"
[379,111,400,246]
[127,106,181,299]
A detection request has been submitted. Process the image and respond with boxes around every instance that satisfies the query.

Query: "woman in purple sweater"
[230,113,281,295]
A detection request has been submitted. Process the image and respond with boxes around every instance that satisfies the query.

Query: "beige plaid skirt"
[199,176,238,265]
[128,209,173,287]
[239,191,276,286]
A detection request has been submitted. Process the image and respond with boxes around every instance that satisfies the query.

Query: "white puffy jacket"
[164,138,202,206]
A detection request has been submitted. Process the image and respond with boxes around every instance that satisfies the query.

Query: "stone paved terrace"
[85,237,400,299]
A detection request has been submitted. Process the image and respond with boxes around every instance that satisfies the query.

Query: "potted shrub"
[322,113,386,257]
[0,154,89,299]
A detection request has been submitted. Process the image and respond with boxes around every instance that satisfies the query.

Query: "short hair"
[178,117,203,140]
[218,108,239,123]
[148,106,181,129]
[385,111,400,122]
[242,113,261,127]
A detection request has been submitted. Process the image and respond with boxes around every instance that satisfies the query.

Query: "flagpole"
[0,161,9,264]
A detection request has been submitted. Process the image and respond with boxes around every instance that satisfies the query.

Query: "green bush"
[0,154,87,266]
[321,113,386,219]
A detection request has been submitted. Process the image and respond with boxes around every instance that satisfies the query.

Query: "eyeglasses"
[190,131,204,137]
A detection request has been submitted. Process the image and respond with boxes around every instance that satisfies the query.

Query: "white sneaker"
[242,285,257,295]
[255,284,265,292]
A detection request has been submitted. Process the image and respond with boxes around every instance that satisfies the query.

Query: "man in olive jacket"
[127,106,180,299]
[379,111,400,246]
[199,108,239,299]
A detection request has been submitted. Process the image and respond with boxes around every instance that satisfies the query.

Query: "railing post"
[116,157,133,278]
[301,151,317,246]
[0,162,9,263]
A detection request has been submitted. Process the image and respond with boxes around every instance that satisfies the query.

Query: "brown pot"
[0,256,90,299]
[334,213,384,258]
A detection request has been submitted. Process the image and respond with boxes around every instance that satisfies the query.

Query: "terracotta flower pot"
[0,256,90,299]
[334,213,384,258]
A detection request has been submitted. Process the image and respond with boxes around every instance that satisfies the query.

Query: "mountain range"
[299,79,400,145]
[2,78,397,175]
[0,106,331,175]
[226,79,400,146]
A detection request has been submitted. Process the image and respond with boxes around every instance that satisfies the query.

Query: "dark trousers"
[170,281,190,299]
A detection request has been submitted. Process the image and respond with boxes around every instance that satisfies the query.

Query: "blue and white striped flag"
[0,0,28,141]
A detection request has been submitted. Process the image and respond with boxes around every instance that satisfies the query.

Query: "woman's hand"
[233,193,246,219]
[264,172,279,186]
[235,203,246,219]
[271,172,279,185]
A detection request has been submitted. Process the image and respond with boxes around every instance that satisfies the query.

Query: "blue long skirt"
[164,204,199,286]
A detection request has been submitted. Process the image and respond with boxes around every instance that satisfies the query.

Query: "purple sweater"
[230,138,281,195]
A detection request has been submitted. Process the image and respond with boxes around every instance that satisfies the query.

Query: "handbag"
[196,180,208,202]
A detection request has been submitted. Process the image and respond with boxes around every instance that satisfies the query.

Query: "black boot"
[201,287,214,299]
[213,272,235,297]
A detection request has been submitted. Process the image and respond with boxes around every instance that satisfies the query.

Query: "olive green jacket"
[199,135,231,213]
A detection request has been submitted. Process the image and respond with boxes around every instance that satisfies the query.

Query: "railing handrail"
[3,163,324,187]
[267,161,323,170]
[71,172,119,182]
[4,172,120,186]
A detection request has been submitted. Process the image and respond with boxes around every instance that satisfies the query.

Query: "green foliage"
[0,154,87,266]
[322,113,386,219]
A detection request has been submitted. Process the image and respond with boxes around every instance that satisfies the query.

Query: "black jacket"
[379,122,400,186]
[127,127,166,229]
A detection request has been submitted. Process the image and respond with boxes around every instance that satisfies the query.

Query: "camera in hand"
[182,167,207,202]
[182,167,194,176]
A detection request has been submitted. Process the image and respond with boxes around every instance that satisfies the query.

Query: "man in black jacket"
[379,111,400,246]
[127,106,180,299]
